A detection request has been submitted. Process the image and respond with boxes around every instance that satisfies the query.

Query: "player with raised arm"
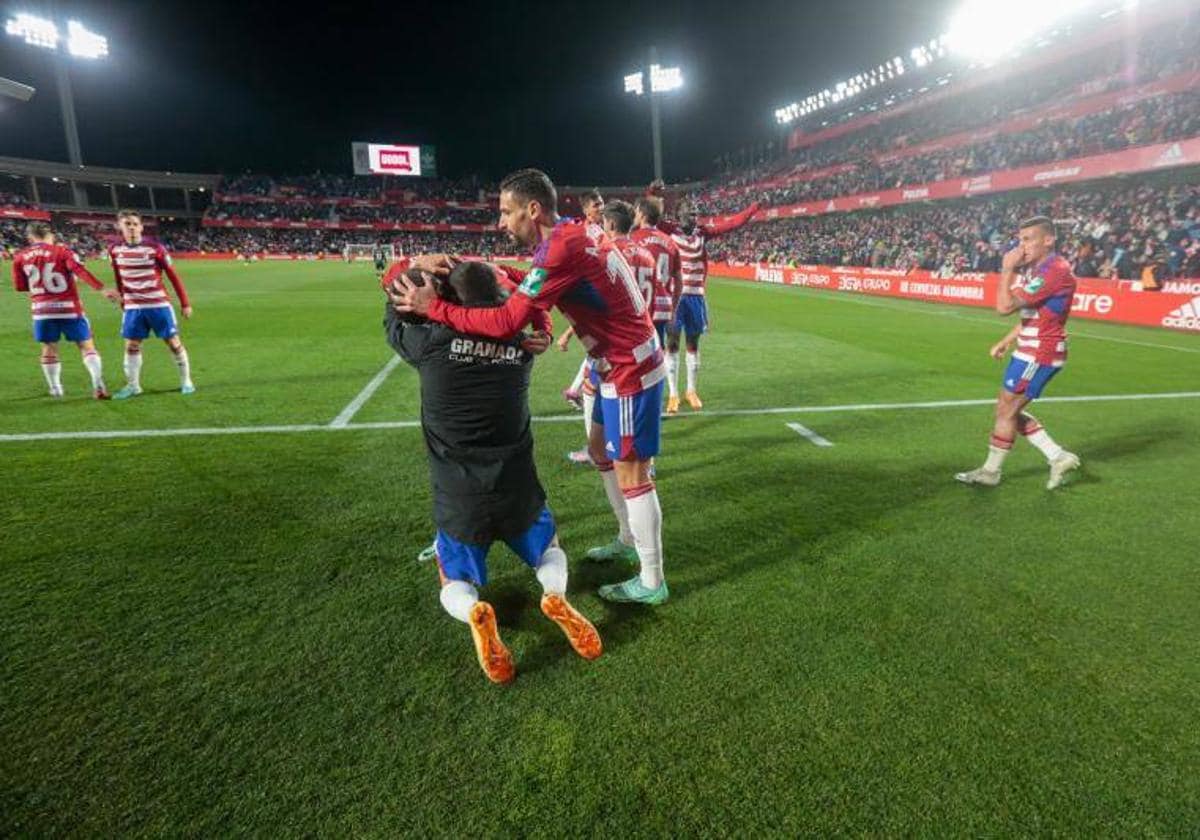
[108,210,195,398]
[384,262,600,684]
[392,169,671,605]
[655,189,760,413]
[11,222,120,398]
[956,216,1081,490]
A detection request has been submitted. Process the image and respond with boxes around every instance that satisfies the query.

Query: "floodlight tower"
[5,13,109,206]
[623,46,684,182]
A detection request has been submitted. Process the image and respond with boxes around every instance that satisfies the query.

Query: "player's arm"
[700,201,762,237]
[556,325,576,352]
[156,247,192,316]
[108,250,126,306]
[12,257,27,292]
[989,324,1021,360]
[66,251,120,303]
[492,264,553,335]
[669,244,683,317]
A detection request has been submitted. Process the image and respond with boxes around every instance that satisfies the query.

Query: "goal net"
[343,243,397,263]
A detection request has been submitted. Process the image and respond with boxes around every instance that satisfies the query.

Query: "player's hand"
[521,330,552,356]
[410,253,459,277]
[989,339,1012,360]
[1001,245,1026,273]
[102,289,121,305]
[556,332,572,352]
[389,272,436,316]
[182,306,193,319]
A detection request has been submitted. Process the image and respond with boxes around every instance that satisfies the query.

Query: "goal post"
[342,243,397,263]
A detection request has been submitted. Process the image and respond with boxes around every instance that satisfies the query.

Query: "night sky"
[1,0,956,184]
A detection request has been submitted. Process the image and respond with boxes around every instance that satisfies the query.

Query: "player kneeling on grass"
[108,210,195,398]
[384,262,602,684]
[956,216,1081,491]
[11,222,121,398]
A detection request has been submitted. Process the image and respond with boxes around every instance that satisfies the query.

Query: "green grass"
[2,260,1199,836]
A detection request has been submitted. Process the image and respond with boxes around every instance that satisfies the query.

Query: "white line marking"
[329,356,402,427]
[2,390,1199,444]
[786,422,834,447]
[713,278,1200,355]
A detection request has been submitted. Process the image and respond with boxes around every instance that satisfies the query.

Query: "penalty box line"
[2,390,1200,444]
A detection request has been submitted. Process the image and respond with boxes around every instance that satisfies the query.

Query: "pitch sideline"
[3,390,1199,444]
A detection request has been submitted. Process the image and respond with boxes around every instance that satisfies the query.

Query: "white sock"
[124,351,143,389]
[82,352,104,389]
[173,347,192,387]
[42,362,62,392]
[1026,429,1065,462]
[624,486,664,589]
[582,392,595,439]
[599,466,634,545]
[535,546,568,595]
[686,350,700,394]
[665,352,679,398]
[983,444,1010,473]
[439,580,479,623]
[569,358,587,392]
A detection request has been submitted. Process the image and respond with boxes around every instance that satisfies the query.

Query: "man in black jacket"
[385,260,602,684]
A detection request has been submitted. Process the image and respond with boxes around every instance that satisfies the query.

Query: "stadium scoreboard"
[351,142,437,178]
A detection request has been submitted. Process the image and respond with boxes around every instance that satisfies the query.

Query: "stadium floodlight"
[623,48,684,180]
[1,76,36,101]
[946,0,1096,61]
[4,13,108,193]
[66,21,108,59]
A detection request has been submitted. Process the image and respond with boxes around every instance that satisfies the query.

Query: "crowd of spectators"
[205,199,494,226]
[698,13,1200,207]
[707,179,1200,281]
[219,174,490,203]
[1,190,32,207]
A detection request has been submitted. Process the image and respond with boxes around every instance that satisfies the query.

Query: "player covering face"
[956,216,1081,490]
[11,223,121,398]
[391,169,671,606]
[384,262,601,683]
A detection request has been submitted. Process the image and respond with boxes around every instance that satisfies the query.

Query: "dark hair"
[117,208,141,221]
[447,261,503,307]
[633,196,661,226]
[1019,216,1056,238]
[577,188,603,207]
[601,200,634,235]
[26,222,52,239]
[500,168,557,215]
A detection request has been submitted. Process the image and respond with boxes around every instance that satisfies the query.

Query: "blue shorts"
[654,320,671,345]
[597,380,664,461]
[1003,356,1061,401]
[674,296,708,338]
[435,506,556,586]
[33,316,91,344]
[122,306,178,340]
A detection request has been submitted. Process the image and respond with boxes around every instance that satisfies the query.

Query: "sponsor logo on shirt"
[1024,276,1045,294]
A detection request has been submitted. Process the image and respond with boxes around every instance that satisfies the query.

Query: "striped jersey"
[1011,253,1076,368]
[108,240,190,310]
[659,202,759,297]
[12,242,105,320]
[629,226,680,322]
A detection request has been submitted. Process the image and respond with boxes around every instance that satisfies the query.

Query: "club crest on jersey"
[519,268,546,297]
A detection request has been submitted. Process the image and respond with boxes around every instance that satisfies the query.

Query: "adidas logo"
[1162,296,1200,331]
[1156,142,1184,167]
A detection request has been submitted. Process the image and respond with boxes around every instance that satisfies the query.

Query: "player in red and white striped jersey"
[630,197,682,345]
[11,222,120,398]
[956,216,1081,490]
[559,189,605,465]
[655,193,759,413]
[108,210,195,398]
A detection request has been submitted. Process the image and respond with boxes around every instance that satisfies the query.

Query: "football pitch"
[3,259,1199,835]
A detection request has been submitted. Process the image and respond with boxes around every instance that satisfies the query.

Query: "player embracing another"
[392,169,671,605]
[956,216,1081,490]
[654,184,759,413]
[108,210,195,398]
[11,222,120,398]
[384,262,601,684]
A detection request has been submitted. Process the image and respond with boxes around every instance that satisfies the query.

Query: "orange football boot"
[468,602,515,684]
[685,391,703,410]
[666,396,680,415]
[540,594,603,660]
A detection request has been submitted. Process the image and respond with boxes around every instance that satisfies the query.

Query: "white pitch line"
[2,390,1200,444]
[329,356,402,428]
[786,422,834,447]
